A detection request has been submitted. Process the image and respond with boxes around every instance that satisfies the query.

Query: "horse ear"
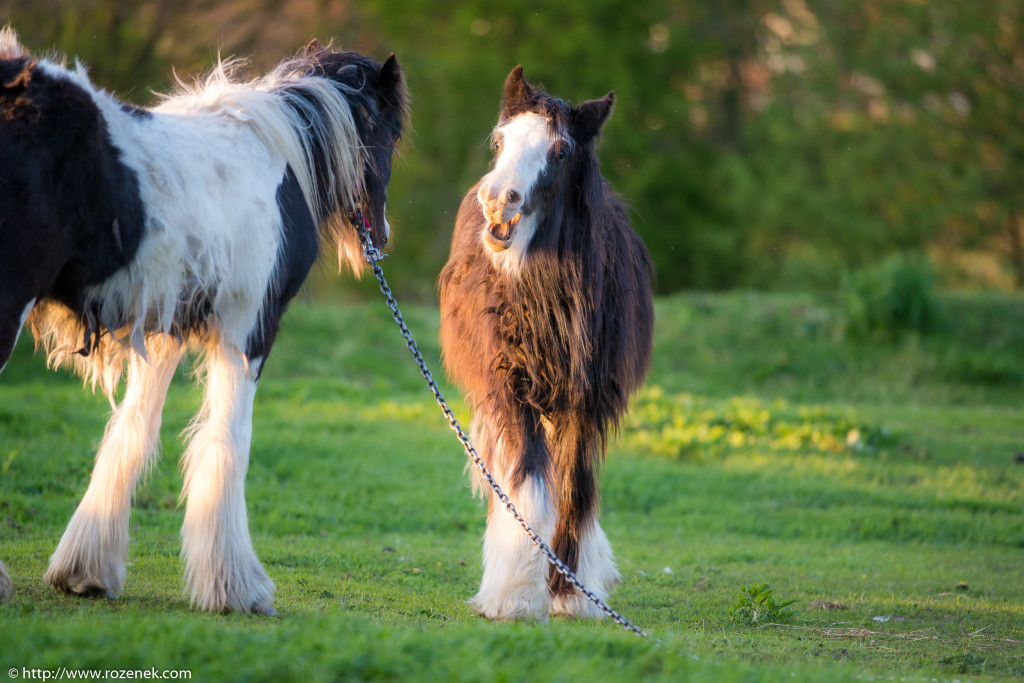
[378,53,407,114]
[304,38,323,55]
[571,91,615,143]
[501,65,534,115]
[0,25,25,61]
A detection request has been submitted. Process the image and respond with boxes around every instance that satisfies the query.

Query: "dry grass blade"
[758,624,941,642]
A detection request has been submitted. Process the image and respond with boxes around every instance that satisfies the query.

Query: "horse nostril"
[479,183,498,204]
[506,189,521,205]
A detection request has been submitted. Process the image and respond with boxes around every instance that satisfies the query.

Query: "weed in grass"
[728,583,796,625]
[939,650,988,675]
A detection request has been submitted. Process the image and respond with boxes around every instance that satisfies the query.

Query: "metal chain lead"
[354,209,648,638]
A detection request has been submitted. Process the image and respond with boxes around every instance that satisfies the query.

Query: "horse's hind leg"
[46,338,183,598]
[548,414,621,619]
[0,560,11,602]
[549,517,620,618]
[179,340,274,614]
[469,407,554,622]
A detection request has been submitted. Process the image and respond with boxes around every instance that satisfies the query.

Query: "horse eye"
[491,138,502,153]
[556,148,569,161]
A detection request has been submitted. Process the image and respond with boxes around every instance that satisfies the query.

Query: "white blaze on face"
[477,112,551,269]
[481,112,550,217]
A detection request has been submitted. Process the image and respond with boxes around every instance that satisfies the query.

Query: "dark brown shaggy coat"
[438,101,654,594]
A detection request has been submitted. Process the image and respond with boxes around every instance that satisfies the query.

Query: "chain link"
[353,209,648,638]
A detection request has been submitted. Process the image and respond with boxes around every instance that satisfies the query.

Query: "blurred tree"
[354,0,719,294]
[929,2,1024,287]
[1,0,1020,295]
[727,0,1022,289]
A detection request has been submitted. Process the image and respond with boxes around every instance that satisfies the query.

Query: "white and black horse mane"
[260,39,408,254]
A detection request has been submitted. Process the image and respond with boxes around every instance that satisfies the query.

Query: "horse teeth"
[487,216,519,242]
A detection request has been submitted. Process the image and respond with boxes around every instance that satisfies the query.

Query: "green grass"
[2,290,1023,681]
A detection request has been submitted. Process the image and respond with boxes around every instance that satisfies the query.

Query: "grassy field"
[1,289,1022,681]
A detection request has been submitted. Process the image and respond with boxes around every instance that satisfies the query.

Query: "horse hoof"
[77,585,119,601]
[251,602,277,617]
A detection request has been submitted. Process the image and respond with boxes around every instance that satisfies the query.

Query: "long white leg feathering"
[471,469,555,622]
[45,339,182,597]
[180,343,275,614]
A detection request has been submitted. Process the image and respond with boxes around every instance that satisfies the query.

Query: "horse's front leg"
[46,339,183,598]
[180,341,274,614]
[548,412,620,619]
[469,404,555,622]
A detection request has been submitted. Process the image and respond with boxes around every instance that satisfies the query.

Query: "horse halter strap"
[350,205,381,259]
[351,209,651,640]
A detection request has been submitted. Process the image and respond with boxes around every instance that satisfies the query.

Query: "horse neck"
[540,165,611,268]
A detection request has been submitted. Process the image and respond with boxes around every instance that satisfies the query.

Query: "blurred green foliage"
[840,252,942,341]
[2,0,1021,298]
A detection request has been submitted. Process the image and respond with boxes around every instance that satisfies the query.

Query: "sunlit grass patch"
[624,387,902,460]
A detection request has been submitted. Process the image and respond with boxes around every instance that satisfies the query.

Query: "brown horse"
[439,66,654,621]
